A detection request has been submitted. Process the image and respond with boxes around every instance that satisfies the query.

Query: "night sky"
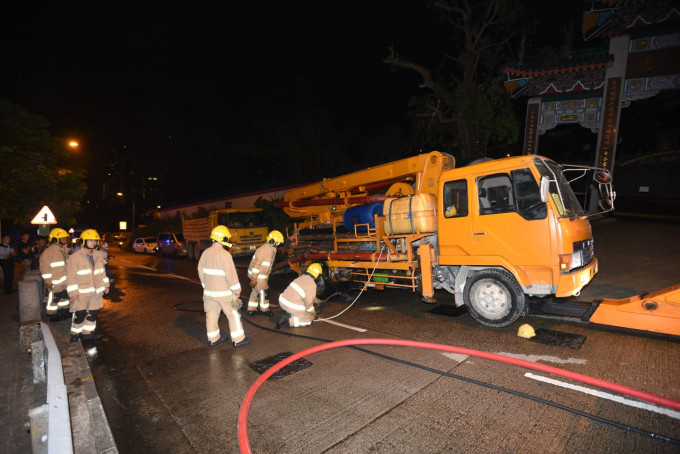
[1,1,580,206]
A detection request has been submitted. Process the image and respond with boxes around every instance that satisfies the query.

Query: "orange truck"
[277,151,623,329]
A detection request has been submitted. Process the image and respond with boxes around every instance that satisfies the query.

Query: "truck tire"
[463,268,525,328]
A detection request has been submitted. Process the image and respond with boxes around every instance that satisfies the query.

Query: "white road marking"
[441,352,470,363]
[525,372,680,420]
[317,319,367,332]
[497,352,587,365]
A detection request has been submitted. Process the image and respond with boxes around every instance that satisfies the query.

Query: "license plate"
[250,246,256,250]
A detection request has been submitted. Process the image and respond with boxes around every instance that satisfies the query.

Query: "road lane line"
[317,319,367,332]
[525,372,680,420]
[497,352,587,365]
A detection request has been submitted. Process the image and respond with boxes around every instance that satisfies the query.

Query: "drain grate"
[427,305,468,317]
[249,352,313,379]
[529,329,586,349]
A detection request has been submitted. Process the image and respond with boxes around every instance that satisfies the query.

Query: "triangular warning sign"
[31,205,58,225]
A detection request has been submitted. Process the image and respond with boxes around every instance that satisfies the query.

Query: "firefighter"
[277,263,323,328]
[66,229,110,342]
[197,225,251,347]
[246,230,284,316]
[39,227,72,318]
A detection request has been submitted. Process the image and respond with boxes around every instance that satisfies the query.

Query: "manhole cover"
[249,352,313,379]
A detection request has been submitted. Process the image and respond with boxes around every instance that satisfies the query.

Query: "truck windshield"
[228,212,267,228]
[533,158,586,218]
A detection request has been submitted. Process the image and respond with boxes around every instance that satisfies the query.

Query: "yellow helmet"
[517,323,536,339]
[267,230,284,245]
[210,225,232,247]
[306,263,323,279]
[80,229,101,241]
[48,228,70,243]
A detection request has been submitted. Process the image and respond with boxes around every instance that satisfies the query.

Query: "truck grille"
[240,234,265,245]
[574,238,594,267]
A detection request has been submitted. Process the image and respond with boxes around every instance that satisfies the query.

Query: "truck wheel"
[463,269,525,328]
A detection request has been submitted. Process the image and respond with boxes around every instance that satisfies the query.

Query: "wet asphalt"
[46,217,680,453]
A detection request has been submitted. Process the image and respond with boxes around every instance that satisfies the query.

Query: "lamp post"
[117,192,136,230]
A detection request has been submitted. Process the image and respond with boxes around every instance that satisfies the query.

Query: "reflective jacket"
[247,243,276,282]
[39,243,69,291]
[198,242,242,302]
[66,248,109,311]
[279,274,317,312]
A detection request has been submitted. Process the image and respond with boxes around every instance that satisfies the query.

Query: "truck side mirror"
[539,176,549,203]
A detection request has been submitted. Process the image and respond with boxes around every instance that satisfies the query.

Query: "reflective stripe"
[203,268,226,276]
[79,287,95,294]
[50,261,66,267]
[247,301,259,309]
[231,283,241,292]
[257,274,268,280]
[279,296,306,311]
[71,326,83,334]
[290,282,306,299]
[77,269,92,275]
[204,289,233,297]
[230,310,244,338]
[103,277,110,284]
[42,273,52,279]
[57,300,70,307]
[67,284,78,292]
[53,276,67,285]
[95,286,106,294]
[94,267,105,275]
[83,321,96,332]
[250,267,260,273]
[46,292,58,310]
[261,261,271,267]
[260,301,269,310]
[207,329,220,338]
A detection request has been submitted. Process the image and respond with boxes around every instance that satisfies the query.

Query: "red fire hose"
[237,338,680,453]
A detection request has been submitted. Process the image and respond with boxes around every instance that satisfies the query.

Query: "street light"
[116,192,136,230]
[68,140,79,148]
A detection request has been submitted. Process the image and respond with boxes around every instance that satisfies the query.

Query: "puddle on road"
[249,352,313,379]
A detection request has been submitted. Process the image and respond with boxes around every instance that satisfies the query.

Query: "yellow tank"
[383,193,438,235]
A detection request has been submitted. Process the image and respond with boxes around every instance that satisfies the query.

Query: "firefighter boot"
[209,332,229,347]
[233,337,252,348]
[69,333,81,343]
[276,313,290,329]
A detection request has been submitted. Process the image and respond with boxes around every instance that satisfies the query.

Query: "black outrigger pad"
[249,352,313,379]
[427,305,467,317]
[529,328,586,349]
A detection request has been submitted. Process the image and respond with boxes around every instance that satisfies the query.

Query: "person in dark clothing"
[0,235,16,294]
[18,233,32,270]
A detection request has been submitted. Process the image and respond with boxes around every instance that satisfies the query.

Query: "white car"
[132,237,157,254]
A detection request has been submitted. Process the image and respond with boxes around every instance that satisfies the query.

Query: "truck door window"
[477,174,514,215]
[217,214,229,226]
[442,179,468,217]
[512,168,547,220]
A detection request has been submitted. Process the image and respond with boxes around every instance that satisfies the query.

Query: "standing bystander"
[0,235,16,294]
[18,233,32,270]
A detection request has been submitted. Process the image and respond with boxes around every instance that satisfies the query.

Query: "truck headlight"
[559,251,583,272]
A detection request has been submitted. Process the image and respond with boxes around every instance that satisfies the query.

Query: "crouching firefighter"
[277,263,323,328]
[66,229,110,342]
[39,227,71,319]
[246,230,284,316]
[197,225,252,348]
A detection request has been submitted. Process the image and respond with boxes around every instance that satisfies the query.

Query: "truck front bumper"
[555,258,598,297]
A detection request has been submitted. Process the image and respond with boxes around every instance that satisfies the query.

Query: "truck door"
[472,169,553,283]
[437,178,475,263]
